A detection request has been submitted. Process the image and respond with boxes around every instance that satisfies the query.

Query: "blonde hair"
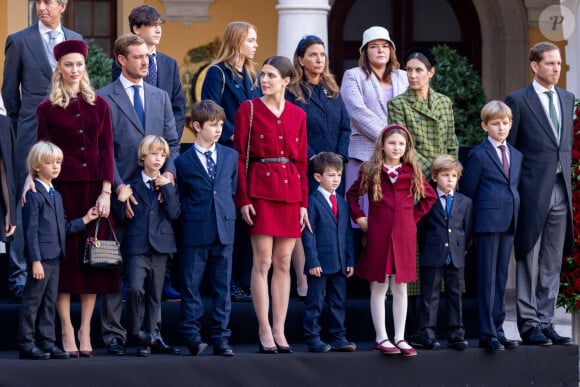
[49,55,96,108]
[27,141,64,177]
[358,125,425,201]
[212,21,258,86]
[480,100,512,123]
[430,154,463,181]
[138,135,170,167]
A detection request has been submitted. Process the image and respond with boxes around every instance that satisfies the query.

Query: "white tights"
[370,276,408,347]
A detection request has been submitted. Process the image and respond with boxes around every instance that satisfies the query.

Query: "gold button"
[282,165,286,168]
[278,135,283,139]
[260,134,264,139]
[281,151,284,154]
[284,179,288,183]
[266,172,270,176]
[444,243,449,247]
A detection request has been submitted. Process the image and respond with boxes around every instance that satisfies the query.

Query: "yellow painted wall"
[0,0,29,86]
[527,27,568,87]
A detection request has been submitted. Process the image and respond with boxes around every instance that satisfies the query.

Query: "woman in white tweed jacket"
[340,26,408,229]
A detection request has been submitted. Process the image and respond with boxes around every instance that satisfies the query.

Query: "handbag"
[245,99,254,175]
[83,217,122,269]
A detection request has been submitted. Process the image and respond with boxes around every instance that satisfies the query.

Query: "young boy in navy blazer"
[413,155,472,351]
[18,141,98,360]
[461,100,523,352]
[114,135,181,357]
[176,100,238,357]
[302,152,356,353]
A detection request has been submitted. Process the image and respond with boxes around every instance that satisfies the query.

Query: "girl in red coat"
[347,125,436,356]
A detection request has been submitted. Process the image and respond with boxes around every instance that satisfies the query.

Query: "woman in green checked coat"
[387,47,459,310]
[388,47,458,179]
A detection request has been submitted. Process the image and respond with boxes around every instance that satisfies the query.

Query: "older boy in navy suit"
[176,100,238,357]
[302,152,356,353]
[461,100,523,352]
[18,141,98,360]
[413,155,472,351]
[114,135,181,357]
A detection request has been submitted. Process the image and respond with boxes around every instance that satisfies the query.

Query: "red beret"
[53,40,88,61]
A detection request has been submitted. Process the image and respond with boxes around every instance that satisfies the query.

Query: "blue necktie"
[205,150,216,180]
[132,85,145,128]
[47,30,58,51]
[145,53,158,87]
[48,187,56,203]
[445,194,453,265]
[147,179,156,201]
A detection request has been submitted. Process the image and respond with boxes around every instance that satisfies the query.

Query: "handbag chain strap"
[245,99,254,176]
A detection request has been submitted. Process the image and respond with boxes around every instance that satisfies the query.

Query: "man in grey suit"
[1,0,82,300]
[97,34,180,356]
[506,41,575,346]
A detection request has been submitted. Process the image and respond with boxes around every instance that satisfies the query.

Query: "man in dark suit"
[302,152,356,353]
[97,33,180,356]
[2,0,82,300]
[175,100,238,357]
[462,100,523,352]
[112,5,186,302]
[414,155,472,351]
[506,42,575,346]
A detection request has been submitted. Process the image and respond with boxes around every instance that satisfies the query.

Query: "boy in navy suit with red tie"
[19,141,98,360]
[461,100,523,352]
[413,155,472,351]
[302,152,356,353]
[114,135,181,357]
[176,100,238,357]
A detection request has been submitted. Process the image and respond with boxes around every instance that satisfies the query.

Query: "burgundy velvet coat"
[37,95,114,184]
[233,97,308,208]
[347,164,436,283]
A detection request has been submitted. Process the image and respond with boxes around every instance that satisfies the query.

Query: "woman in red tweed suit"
[234,56,310,353]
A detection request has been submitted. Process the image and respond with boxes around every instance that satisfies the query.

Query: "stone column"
[276,0,331,60]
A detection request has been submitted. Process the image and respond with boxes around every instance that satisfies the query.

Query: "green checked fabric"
[388,88,458,179]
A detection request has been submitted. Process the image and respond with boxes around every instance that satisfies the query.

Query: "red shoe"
[373,339,401,355]
[395,340,417,357]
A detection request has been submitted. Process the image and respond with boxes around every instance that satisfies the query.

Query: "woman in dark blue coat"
[287,35,351,297]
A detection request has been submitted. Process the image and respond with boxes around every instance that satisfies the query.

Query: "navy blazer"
[0,115,16,241]
[201,63,261,146]
[506,84,575,257]
[175,143,238,246]
[113,173,180,255]
[22,180,85,263]
[302,190,355,275]
[418,191,472,268]
[461,139,522,233]
[97,78,180,187]
[112,51,186,140]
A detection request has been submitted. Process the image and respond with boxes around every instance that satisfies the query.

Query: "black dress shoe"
[521,327,552,346]
[497,336,519,349]
[479,337,505,352]
[151,338,180,355]
[447,339,468,351]
[137,345,151,357]
[408,333,440,350]
[213,340,234,357]
[187,340,208,356]
[231,284,252,302]
[541,326,572,345]
[42,346,70,359]
[107,338,126,355]
[19,347,50,360]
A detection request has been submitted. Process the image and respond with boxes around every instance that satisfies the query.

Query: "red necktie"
[330,194,338,219]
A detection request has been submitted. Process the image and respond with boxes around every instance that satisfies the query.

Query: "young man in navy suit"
[2,0,82,301]
[176,100,238,357]
[413,155,472,351]
[461,101,523,352]
[506,42,575,346]
[302,152,356,353]
[114,136,180,357]
[18,141,98,360]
